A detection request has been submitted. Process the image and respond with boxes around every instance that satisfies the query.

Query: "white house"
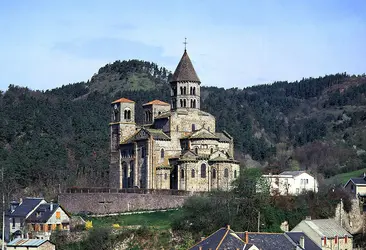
[261,171,318,196]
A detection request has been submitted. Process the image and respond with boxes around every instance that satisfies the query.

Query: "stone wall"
[58,192,189,214]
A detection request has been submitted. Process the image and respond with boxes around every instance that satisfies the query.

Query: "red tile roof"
[111,98,135,104]
[143,100,170,106]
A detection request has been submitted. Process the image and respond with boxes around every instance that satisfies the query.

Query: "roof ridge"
[171,50,200,83]
[216,228,230,250]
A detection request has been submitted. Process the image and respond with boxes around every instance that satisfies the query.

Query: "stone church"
[109,49,240,192]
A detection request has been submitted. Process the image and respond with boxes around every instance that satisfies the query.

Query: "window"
[234,170,237,178]
[141,147,145,158]
[180,99,183,107]
[210,148,214,154]
[193,87,196,95]
[164,173,167,180]
[195,147,198,154]
[40,224,44,231]
[12,217,15,228]
[48,224,52,231]
[124,109,131,120]
[56,211,61,219]
[180,87,183,95]
[201,164,206,178]
[191,169,195,178]
[181,168,184,179]
[183,99,186,107]
[192,124,196,131]
[351,184,354,191]
[184,87,187,95]
[212,169,216,179]
[161,149,164,159]
[224,168,229,178]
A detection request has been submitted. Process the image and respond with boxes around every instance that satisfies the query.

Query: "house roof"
[146,129,171,140]
[143,99,170,106]
[280,171,307,177]
[348,177,366,185]
[121,128,170,144]
[285,232,321,250]
[187,129,219,140]
[189,227,246,250]
[7,238,52,247]
[295,219,352,238]
[7,198,45,218]
[26,203,61,223]
[171,50,200,83]
[237,232,297,250]
[111,97,134,104]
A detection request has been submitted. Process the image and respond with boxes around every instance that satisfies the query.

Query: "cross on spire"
[183,37,188,51]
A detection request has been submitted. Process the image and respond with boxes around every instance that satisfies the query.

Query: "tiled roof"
[280,171,306,177]
[143,99,170,106]
[7,238,50,247]
[189,227,246,250]
[285,232,321,250]
[8,198,45,217]
[111,97,134,104]
[299,219,352,238]
[26,203,60,223]
[146,129,171,140]
[216,132,232,143]
[171,50,200,83]
[237,232,297,250]
[187,129,219,140]
[350,177,366,185]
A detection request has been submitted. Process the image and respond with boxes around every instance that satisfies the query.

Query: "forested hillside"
[1,59,366,199]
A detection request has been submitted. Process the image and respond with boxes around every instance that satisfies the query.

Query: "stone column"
[177,165,180,190]
[134,143,138,188]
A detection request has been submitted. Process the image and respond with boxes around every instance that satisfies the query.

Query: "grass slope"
[86,210,179,230]
[326,168,366,185]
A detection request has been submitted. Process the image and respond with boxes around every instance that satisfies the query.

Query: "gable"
[46,207,70,224]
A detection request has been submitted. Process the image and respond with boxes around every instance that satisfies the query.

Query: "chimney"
[300,236,305,248]
[19,198,23,204]
[244,231,248,244]
[199,247,202,250]
[227,224,230,230]
[50,202,54,211]
[305,216,311,221]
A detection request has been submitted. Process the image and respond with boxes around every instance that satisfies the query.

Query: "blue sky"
[1,0,366,91]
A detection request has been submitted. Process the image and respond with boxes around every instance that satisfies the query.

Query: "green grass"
[326,168,366,185]
[85,210,179,230]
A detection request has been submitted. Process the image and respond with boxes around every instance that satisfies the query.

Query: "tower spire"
[183,37,187,51]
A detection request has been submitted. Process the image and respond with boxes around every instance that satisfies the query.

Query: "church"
[109,49,240,192]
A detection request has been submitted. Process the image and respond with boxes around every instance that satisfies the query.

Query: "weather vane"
[183,37,188,51]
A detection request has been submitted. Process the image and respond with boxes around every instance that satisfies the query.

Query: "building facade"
[109,49,240,192]
[261,171,318,196]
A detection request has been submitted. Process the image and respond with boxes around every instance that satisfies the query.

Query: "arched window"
[195,147,198,154]
[212,168,216,179]
[190,87,193,95]
[180,87,183,95]
[183,99,186,107]
[224,168,229,178]
[145,111,149,122]
[164,173,167,180]
[190,99,193,108]
[191,169,195,178]
[161,149,164,159]
[192,124,196,131]
[184,87,187,95]
[181,168,184,179]
[234,170,237,178]
[193,87,196,95]
[193,99,196,108]
[124,109,128,119]
[201,164,206,178]
[180,99,183,107]
[210,148,214,154]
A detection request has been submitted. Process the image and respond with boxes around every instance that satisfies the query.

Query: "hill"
[0,59,366,200]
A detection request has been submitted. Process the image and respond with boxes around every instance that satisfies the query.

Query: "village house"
[344,173,366,199]
[109,49,240,192]
[291,218,353,250]
[261,171,318,196]
[4,198,70,242]
[190,225,321,250]
[6,238,55,250]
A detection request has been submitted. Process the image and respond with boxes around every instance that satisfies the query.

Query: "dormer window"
[36,212,41,217]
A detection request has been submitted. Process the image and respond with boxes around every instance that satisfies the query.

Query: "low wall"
[58,192,189,214]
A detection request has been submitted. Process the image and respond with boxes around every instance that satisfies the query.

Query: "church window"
[161,149,164,159]
[191,169,195,178]
[212,169,216,179]
[195,147,198,154]
[164,173,167,180]
[224,168,229,178]
[210,148,214,154]
[201,164,206,178]
[234,170,237,178]
[193,99,196,108]
[181,168,184,179]
[183,99,186,107]
[180,87,183,95]
[184,87,187,95]
[192,124,196,131]
[141,147,145,158]
[193,87,196,95]
[180,99,183,107]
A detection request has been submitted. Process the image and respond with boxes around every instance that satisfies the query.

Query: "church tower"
[170,49,201,110]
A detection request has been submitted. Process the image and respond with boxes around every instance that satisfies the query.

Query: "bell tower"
[170,46,201,110]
